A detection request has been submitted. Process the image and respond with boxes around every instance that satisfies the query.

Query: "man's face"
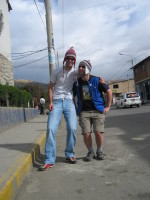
[65,57,75,68]
[78,65,86,76]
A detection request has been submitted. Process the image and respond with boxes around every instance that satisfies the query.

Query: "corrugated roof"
[107,78,134,85]
[131,56,150,69]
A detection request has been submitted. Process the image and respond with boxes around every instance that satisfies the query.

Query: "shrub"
[0,84,32,107]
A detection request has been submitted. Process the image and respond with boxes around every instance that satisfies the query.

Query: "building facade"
[107,79,135,105]
[132,56,150,104]
[0,0,14,86]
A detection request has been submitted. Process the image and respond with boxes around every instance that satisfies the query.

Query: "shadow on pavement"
[0,143,45,169]
[34,154,84,170]
[0,143,35,153]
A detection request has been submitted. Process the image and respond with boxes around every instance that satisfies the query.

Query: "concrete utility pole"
[45,0,55,79]
[127,73,129,92]
[119,53,134,92]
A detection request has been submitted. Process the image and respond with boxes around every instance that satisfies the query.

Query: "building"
[107,79,135,104]
[132,56,150,104]
[0,0,14,86]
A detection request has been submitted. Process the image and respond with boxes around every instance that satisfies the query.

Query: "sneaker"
[83,152,95,162]
[39,163,55,171]
[66,157,77,164]
[96,151,104,160]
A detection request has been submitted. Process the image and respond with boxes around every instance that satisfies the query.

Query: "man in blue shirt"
[73,60,112,161]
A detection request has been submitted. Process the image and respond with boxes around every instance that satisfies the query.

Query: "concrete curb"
[0,131,46,200]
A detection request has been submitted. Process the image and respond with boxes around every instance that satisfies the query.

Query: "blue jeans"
[45,98,77,164]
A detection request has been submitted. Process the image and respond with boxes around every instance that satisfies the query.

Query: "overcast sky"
[9,0,150,83]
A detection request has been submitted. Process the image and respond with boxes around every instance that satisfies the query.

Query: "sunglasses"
[66,57,75,61]
[79,65,85,68]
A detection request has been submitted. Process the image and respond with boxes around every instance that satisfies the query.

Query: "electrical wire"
[108,60,129,80]
[12,48,48,60]
[65,0,121,13]
[13,55,48,69]
[117,69,133,80]
[33,0,46,30]
[111,49,150,80]
[12,51,37,55]
[134,50,150,60]
[62,0,64,56]
[11,47,48,55]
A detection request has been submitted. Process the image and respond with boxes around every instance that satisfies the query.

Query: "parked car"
[116,92,142,108]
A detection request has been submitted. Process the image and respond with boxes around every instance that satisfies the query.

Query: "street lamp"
[119,52,134,92]
[119,53,133,68]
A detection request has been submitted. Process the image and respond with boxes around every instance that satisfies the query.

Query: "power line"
[12,48,48,60]
[117,68,133,80]
[11,47,48,55]
[108,60,129,80]
[134,50,150,60]
[65,0,121,13]
[33,0,46,30]
[13,55,48,69]
[12,51,37,55]
[108,51,148,80]
[62,0,64,56]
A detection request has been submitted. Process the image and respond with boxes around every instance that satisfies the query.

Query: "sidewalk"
[0,115,48,200]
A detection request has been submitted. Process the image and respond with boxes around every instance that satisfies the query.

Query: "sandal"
[66,157,77,164]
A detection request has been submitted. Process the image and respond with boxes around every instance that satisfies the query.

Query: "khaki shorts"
[79,110,105,135]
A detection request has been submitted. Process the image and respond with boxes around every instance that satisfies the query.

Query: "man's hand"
[49,102,54,111]
[104,106,110,114]
[99,77,105,84]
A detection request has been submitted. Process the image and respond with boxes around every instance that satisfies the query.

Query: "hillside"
[14,80,48,92]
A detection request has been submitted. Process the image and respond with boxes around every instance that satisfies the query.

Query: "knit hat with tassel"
[63,47,76,65]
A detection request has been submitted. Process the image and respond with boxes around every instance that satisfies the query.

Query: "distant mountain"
[14,80,48,91]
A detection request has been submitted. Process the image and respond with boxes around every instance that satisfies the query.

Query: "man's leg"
[83,132,95,161]
[79,111,95,161]
[95,131,103,152]
[94,132,104,160]
[41,105,44,115]
[83,132,93,152]
[44,100,63,164]
[40,105,42,115]
[93,111,105,160]
[42,105,45,115]
[63,99,77,162]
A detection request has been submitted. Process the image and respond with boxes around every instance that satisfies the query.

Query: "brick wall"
[134,60,150,84]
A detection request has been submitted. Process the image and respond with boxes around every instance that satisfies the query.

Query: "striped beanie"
[79,60,92,74]
[63,47,76,65]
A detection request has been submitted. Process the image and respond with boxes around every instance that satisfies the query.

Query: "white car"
[116,92,142,108]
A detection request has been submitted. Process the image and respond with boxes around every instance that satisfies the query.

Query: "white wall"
[0,0,11,61]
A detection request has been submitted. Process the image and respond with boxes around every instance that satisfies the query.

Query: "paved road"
[15,105,150,200]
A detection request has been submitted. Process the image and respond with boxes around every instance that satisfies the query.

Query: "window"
[113,84,119,89]
[141,64,145,71]
[126,93,139,98]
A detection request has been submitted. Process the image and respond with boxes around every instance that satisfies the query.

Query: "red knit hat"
[63,47,76,65]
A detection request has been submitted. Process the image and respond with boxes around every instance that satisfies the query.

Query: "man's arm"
[48,81,54,111]
[104,89,112,113]
[72,82,79,115]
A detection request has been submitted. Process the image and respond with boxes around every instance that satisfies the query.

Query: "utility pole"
[119,53,134,92]
[57,51,59,68]
[45,0,55,79]
[127,73,129,92]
